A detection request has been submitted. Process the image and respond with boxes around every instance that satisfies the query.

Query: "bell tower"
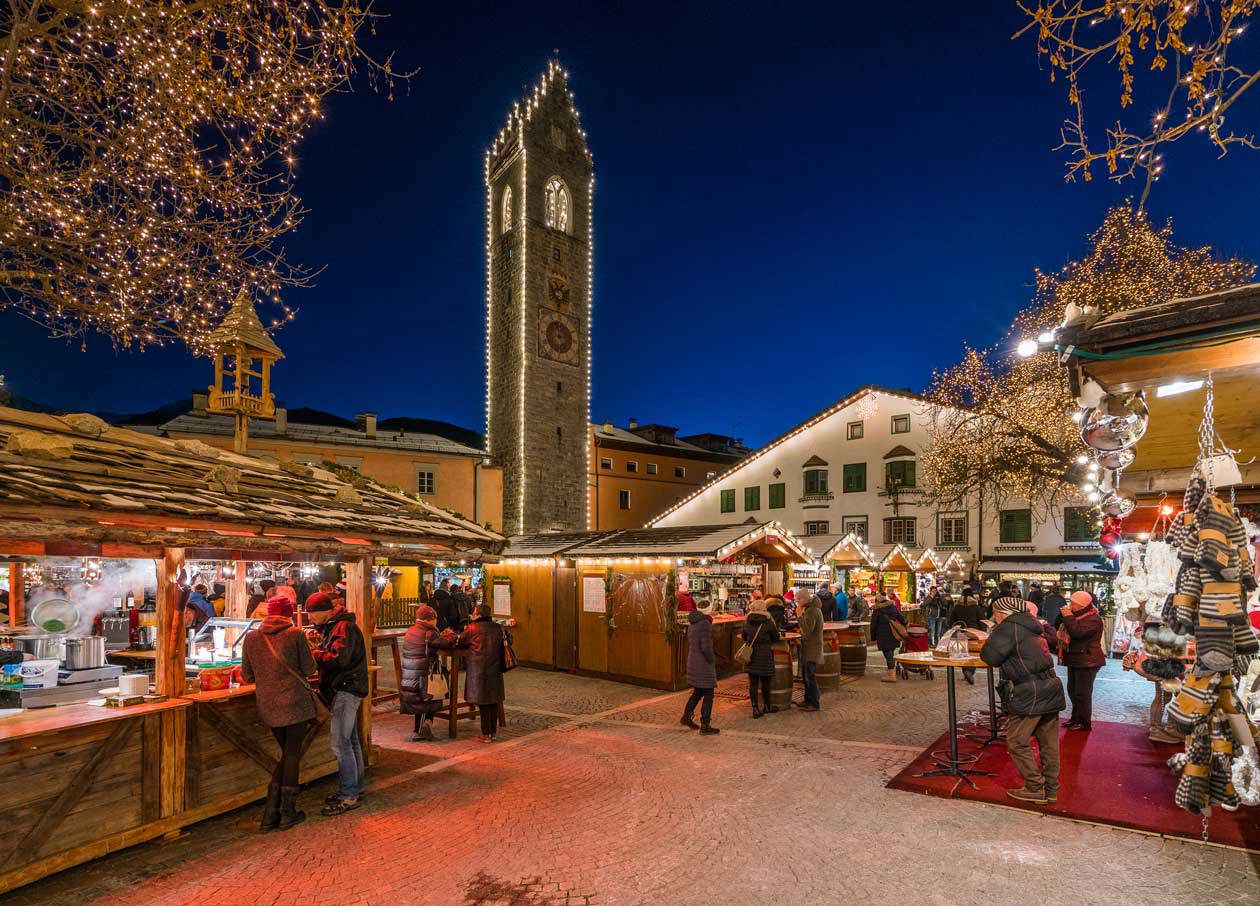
[485,61,593,534]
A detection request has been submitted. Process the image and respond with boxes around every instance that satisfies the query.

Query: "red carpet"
[887,719,1259,851]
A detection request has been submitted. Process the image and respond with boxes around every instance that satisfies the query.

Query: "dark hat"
[305,592,334,613]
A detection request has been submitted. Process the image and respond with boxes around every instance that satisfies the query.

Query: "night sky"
[4,2,1260,445]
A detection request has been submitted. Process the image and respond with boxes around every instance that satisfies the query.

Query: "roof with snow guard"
[0,406,502,560]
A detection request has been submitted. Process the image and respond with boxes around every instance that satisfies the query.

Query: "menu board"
[492,582,512,616]
[582,575,607,613]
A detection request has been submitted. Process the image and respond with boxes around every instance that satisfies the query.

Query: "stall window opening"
[842,463,866,493]
[1063,506,1094,543]
[626,461,638,473]
[646,463,658,475]
[600,457,612,470]
[416,469,436,496]
[938,512,967,546]
[744,486,760,511]
[674,466,686,478]
[843,516,868,539]
[884,517,916,545]
[891,414,911,434]
[805,521,829,536]
[619,490,631,510]
[768,482,785,509]
[846,421,864,440]
[884,459,916,489]
[720,489,736,513]
[999,509,1033,544]
[803,469,828,495]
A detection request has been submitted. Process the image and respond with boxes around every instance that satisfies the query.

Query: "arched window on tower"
[544,176,570,233]
[501,186,513,234]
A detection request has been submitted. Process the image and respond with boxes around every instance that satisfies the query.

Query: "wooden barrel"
[832,623,868,675]
[769,643,793,710]
[818,627,842,691]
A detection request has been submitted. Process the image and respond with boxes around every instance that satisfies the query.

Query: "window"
[674,466,686,478]
[1000,509,1033,544]
[803,469,829,495]
[847,421,864,440]
[544,176,570,232]
[646,463,658,476]
[891,414,911,434]
[885,459,916,489]
[842,463,867,493]
[501,185,513,234]
[938,512,967,546]
[843,516,868,540]
[599,457,612,470]
[619,490,631,510]
[1063,506,1094,543]
[720,489,735,513]
[744,487,761,511]
[768,482,786,509]
[805,521,830,536]
[884,517,917,545]
[626,461,638,473]
[416,469,436,496]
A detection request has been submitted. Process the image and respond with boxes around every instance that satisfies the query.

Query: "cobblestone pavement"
[9,658,1259,905]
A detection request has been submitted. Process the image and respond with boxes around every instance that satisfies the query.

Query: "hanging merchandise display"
[1079,391,1150,452]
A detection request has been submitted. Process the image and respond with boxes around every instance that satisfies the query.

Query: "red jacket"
[1058,609,1106,669]
[675,591,696,612]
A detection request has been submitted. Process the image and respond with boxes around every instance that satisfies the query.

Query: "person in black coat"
[399,604,456,740]
[869,595,907,682]
[680,603,720,734]
[433,580,464,632]
[765,595,789,631]
[980,597,1066,804]
[742,600,781,718]
[456,603,505,742]
[815,585,838,622]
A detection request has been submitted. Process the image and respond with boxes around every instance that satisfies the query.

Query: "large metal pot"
[63,635,106,670]
[12,634,62,660]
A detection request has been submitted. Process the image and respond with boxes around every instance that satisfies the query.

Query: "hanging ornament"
[1097,448,1136,471]
[1101,491,1136,518]
[1080,392,1149,452]
[1099,515,1125,560]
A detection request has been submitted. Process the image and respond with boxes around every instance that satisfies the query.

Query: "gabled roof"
[206,291,284,359]
[503,522,813,563]
[649,385,942,527]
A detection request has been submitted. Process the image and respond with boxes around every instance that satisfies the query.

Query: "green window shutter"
[1000,509,1032,543]
[768,483,785,509]
[744,487,760,511]
[720,489,735,513]
[804,469,829,494]
[1064,507,1094,542]
[842,463,866,493]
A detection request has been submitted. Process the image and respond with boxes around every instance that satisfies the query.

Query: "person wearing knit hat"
[1057,590,1105,732]
[399,603,454,741]
[266,597,295,619]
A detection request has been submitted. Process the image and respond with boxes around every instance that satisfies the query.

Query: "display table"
[431,649,507,739]
[895,652,1000,790]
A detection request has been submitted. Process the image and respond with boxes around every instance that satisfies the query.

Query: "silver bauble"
[1079,393,1149,452]
[1096,449,1136,470]
[1101,492,1136,518]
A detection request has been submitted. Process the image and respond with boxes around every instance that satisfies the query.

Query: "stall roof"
[819,532,877,566]
[0,406,503,559]
[504,522,814,563]
[978,557,1115,575]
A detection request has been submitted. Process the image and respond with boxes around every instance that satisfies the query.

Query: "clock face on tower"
[538,307,580,366]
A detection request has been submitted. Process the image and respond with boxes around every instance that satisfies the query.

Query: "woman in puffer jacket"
[742,598,781,718]
[399,604,455,740]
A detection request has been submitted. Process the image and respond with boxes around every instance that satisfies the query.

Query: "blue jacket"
[186,591,215,630]
[834,589,850,621]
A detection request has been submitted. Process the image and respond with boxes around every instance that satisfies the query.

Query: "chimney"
[273,407,287,434]
[356,412,377,438]
[192,392,209,415]
[628,417,638,429]
[602,419,613,432]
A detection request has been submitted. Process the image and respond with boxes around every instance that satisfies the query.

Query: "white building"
[651,385,1112,596]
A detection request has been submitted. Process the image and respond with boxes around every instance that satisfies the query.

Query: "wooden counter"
[0,697,189,742]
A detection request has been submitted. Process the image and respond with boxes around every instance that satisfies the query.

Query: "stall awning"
[819,532,876,566]
[978,558,1115,575]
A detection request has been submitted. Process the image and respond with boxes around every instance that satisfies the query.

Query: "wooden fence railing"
[376,596,421,629]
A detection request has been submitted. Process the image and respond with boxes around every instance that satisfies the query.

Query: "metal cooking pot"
[63,636,107,670]
[12,634,63,660]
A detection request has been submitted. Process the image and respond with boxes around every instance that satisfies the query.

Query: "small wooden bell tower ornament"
[206,290,284,453]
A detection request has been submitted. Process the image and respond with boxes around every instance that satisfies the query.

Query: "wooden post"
[226,560,248,618]
[344,556,375,757]
[7,562,23,628]
[155,548,187,698]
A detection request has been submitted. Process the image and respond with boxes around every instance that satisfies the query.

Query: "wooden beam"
[197,705,277,777]
[344,556,375,755]
[155,548,186,698]
[224,560,249,618]
[2,719,135,869]
[7,563,23,628]
[141,715,162,824]
[0,542,44,557]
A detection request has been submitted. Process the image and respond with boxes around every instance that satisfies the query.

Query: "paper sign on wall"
[582,576,607,613]
[492,582,512,616]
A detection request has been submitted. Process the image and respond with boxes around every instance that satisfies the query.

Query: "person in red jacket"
[1057,590,1106,731]
[675,588,697,612]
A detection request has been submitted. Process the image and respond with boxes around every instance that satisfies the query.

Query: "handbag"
[889,618,908,643]
[262,631,329,723]
[734,621,764,666]
[501,626,519,672]
[423,636,449,700]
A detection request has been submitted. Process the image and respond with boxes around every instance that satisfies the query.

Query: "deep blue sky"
[4,2,1260,445]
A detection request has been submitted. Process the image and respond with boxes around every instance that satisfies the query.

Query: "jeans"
[1067,665,1101,727]
[928,616,946,645]
[270,720,311,787]
[683,687,714,724]
[330,690,365,800]
[880,647,896,670]
[801,660,820,708]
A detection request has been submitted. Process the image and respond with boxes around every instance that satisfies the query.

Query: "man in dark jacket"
[796,589,824,711]
[307,593,369,815]
[433,579,463,632]
[980,596,1066,805]
[815,585,837,622]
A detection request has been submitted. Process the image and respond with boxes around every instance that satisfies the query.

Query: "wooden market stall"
[486,522,813,690]
[0,405,501,894]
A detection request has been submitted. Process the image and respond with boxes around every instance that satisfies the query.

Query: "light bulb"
[1016,338,1039,358]
[1082,483,1096,494]
[1072,411,1084,423]
[1075,454,1089,465]
[1038,330,1056,344]
[1088,491,1100,503]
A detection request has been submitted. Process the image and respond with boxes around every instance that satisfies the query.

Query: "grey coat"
[685,610,717,689]
[457,617,505,705]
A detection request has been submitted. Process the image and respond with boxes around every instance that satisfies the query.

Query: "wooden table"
[895,651,1000,789]
[431,649,507,740]
[370,627,407,705]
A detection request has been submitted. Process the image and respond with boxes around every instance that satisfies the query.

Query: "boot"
[680,715,700,730]
[418,718,434,741]
[699,724,720,735]
[752,703,763,719]
[881,669,897,683]
[761,690,779,714]
[278,786,306,830]
[259,783,282,832]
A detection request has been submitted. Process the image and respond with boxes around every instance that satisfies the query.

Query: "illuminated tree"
[1017,2,1260,202]
[0,1,405,351]
[922,205,1253,514]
